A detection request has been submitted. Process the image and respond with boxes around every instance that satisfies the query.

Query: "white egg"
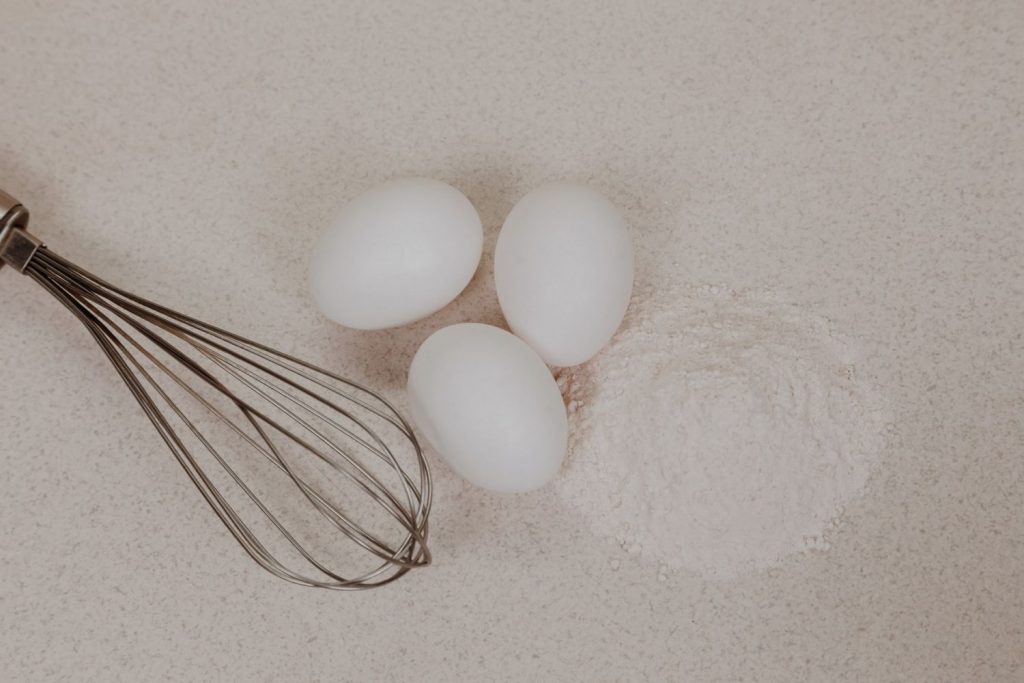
[407,323,568,493]
[310,178,483,330]
[495,182,634,366]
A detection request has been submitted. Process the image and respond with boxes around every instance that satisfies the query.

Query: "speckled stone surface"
[1,2,1022,681]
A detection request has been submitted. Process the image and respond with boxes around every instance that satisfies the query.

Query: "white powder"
[555,284,887,579]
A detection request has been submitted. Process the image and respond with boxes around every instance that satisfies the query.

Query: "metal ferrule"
[0,189,42,272]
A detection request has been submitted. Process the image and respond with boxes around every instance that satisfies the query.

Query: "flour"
[555,284,887,579]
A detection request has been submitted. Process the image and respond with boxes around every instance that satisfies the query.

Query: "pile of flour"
[555,284,887,579]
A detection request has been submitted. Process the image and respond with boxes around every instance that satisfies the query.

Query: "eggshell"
[310,178,483,330]
[407,323,568,493]
[494,182,634,366]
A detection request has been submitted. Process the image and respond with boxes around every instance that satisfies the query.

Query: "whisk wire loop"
[8,230,431,590]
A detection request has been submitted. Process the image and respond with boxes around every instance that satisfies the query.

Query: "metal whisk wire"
[0,191,431,590]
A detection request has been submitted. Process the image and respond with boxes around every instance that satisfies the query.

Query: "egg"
[310,178,483,330]
[407,323,568,493]
[494,182,634,366]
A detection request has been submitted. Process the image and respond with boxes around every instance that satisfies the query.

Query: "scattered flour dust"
[555,284,888,579]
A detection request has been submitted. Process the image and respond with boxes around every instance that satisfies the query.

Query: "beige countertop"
[1,1,1022,680]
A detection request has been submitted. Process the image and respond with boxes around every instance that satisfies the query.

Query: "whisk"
[0,189,431,590]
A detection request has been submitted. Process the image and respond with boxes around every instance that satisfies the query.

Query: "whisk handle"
[0,189,42,272]
[0,188,28,231]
